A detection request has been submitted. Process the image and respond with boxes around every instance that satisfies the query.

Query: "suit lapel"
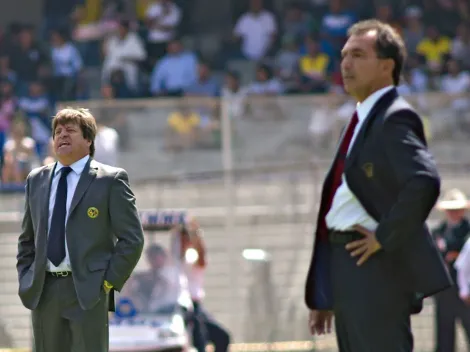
[41,163,56,234]
[346,88,398,169]
[69,158,98,216]
[324,124,349,181]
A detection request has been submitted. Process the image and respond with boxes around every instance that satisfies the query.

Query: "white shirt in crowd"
[234,10,277,61]
[47,155,89,272]
[146,1,181,43]
[455,237,470,298]
[102,32,147,90]
[326,85,394,231]
[94,126,119,167]
[51,42,83,77]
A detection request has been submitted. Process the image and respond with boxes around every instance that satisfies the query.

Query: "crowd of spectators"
[0,0,469,183]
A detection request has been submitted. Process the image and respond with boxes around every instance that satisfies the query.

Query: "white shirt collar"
[55,155,90,176]
[356,86,394,122]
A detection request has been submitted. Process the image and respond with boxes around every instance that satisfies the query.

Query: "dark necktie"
[47,166,73,267]
[318,112,359,240]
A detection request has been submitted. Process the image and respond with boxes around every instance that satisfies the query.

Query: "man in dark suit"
[17,108,145,352]
[304,20,452,351]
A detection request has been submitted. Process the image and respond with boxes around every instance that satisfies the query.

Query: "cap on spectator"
[437,189,470,210]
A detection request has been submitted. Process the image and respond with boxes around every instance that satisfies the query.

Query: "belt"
[328,230,363,245]
[47,271,72,278]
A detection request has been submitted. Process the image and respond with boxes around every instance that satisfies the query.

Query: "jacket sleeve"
[105,169,145,291]
[17,175,35,279]
[375,110,440,252]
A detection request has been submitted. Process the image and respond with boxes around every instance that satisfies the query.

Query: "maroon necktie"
[318,111,359,241]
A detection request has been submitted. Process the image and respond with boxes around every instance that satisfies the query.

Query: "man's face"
[148,253,166,269]
[446,209,466,223]
[341,31,391,100]
[53,122,91,164]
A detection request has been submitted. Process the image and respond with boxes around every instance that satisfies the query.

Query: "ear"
[382,58,395,76]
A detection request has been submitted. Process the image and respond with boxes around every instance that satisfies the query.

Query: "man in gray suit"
[16,108,145,352]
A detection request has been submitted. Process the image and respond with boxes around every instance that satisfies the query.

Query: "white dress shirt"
[455,238,470,297]
[47,155,90,272]
[326,86,394,231]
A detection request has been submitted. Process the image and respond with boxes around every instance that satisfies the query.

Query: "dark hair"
[347,19,406,86]
[146,244,166,257]
[52,108,97,157]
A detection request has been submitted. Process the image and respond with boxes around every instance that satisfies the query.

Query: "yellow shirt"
[299,54,329,76]
[78,0,101,25]
[136,0,151,20]
[168,112,200,134]
[417,37,451,64]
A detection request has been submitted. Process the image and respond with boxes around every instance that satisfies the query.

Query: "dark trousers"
[191,300,230,352]
[31,275,109,352]
[434,285,470,352]
[331,242,414,352]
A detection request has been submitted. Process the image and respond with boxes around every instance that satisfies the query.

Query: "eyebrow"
[342,48,366,56]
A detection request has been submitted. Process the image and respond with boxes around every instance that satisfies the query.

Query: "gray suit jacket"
[17,158,144,311]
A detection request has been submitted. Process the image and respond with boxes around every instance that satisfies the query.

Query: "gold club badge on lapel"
[87,207,99,219]
[362,163,374,178]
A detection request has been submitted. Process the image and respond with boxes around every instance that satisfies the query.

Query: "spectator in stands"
[432,189,470,352]
[233,0,278,61]
[122,244,189,314]
[100,84,130,149]
[0,55,17,86]
[246,64,284,120]
[175,220,231,352]
[8,25,49,96]
[109,69,134,98]
[221,71,247,120]
[417,25,451,72]
[18,81,52,159]
[404,54,429,93]
[297,35,329,94]
[185,61,221,97]
[319,0,357,64]
[282,2,316,42]
[274,35,301,93]
[49,28,83,101]
[93,119,119,166]
[440,58,470,95]
[150,38,198,97]
[102,19,147,93]
[42,137,55,165]
[0,81,17,158]
[440,59,470,131]
[451,23,470,70]
[1,119,37,184]
[144,0,182,67]
[165,101,201,151]
[42,0,81,38]
[374,4,401,35]
[247,63,283,95]
[402,6,425,56]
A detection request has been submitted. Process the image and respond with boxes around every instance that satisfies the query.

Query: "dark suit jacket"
[304,88,452,311]
[17,158,145,311]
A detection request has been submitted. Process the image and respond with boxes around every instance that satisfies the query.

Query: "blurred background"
[0,0,470,351]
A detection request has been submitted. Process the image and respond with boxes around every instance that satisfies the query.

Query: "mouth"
[58,141,71,148]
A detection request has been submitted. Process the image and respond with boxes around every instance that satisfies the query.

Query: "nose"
[341,56,352,70]
[57,130,70,139]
